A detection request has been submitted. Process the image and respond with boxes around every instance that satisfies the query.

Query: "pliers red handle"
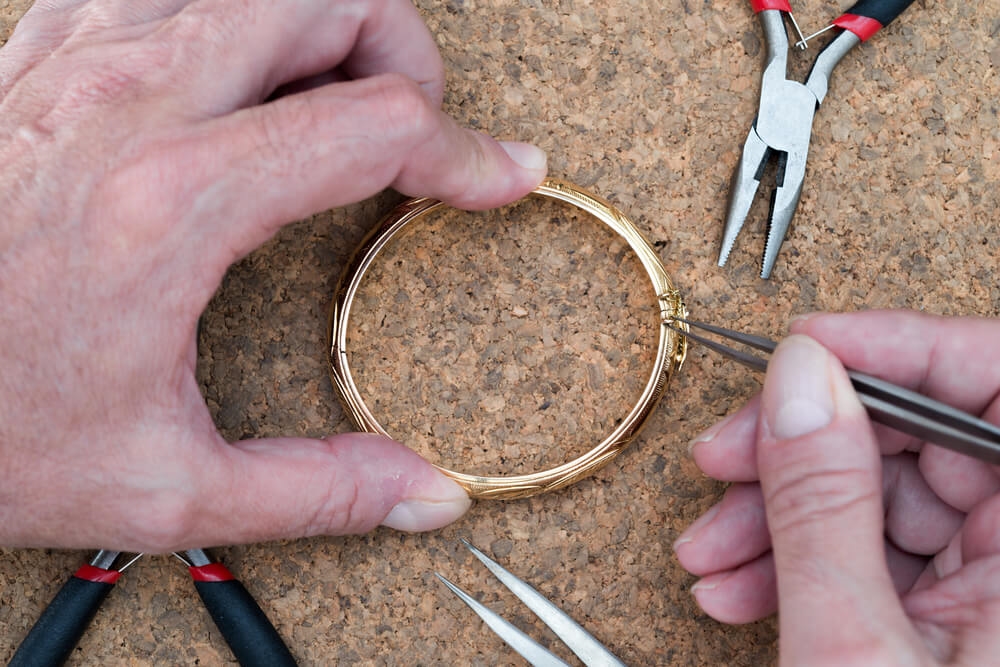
[720,0,917,279]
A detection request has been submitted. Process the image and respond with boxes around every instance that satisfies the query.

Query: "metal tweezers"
[436,540,626,667]
[667,318,1000,464]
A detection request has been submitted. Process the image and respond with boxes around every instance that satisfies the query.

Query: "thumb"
[198,433,471,545]
[757,335,916,661]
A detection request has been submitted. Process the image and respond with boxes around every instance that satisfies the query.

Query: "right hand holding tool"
[676,311,1000,663]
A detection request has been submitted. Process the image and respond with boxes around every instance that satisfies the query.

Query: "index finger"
[793,310,1000,513]
[791,310,1000,417]
[690,310,1000,485]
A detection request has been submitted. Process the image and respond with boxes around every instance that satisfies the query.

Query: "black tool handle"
[837,0,917,39]
[190,565,297,667]
[8,567,117,667]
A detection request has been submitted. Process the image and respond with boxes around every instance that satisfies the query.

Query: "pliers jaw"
[719,125,806,280]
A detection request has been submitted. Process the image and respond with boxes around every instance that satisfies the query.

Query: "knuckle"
[52,43,176,112]
[763,466,880,537]
[157,2,256,59]
[369,73,438,144]
[301,449,370,537]
[56,64,140,110]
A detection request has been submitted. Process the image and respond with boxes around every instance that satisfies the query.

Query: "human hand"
[0,0,546,551]
[674,310,1000,663]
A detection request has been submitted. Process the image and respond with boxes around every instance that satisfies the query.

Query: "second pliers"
[9,549,297,667]
[719,0,917,279]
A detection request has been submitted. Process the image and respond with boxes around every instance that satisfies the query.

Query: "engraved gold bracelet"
[328,178,688,500]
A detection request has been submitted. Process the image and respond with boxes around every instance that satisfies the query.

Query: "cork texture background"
[2,0,999,664]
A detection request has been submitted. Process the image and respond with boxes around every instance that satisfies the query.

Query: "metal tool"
[10,549,296,667]
[667,318,1000,464]
[719,0,917,278]
[436,539,626,667]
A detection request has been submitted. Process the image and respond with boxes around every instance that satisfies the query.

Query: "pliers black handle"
[9,550,297,667]
[182,549,298,667]
[7,552,126,667]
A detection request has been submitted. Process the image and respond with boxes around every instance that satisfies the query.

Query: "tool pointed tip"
[761,220,789,279]
[718,236,737,268]
[759,243,778,279]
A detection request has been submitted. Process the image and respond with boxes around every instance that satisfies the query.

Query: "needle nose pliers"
[718,0,917,279]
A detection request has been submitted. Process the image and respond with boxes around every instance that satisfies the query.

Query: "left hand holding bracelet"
[0,0,545,551]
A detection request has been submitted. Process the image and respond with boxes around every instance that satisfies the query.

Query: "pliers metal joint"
[719,0,916,279]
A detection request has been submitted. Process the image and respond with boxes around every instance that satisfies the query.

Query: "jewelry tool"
[436,540,626,667]
[667,318,1000,464]
[9,549,296,667]
[719,0,917,278]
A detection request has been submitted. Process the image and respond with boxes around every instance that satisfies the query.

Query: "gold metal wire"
[328,178,688,499]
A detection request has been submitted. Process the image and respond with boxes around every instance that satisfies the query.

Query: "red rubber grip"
[189,563,235,582]
[751,0,792,12]
[833,13,883,41]
[73,564,121,584]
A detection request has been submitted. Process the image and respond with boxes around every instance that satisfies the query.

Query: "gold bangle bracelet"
[328,178,688,500]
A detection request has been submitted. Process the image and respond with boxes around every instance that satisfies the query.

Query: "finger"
[883,453,965,555]
[909,529,965,595]
[690,552,777,625]
[910,470,1000,602]
[180,74,546,265]
[159,0,445,113]
[791,310,1000,415]
[961,493,1000,562]
[688,395,761,482]
[794,311,1000,514]
[673,458,956,578]
[757,335,918,658]
[918,432,1000,514]
[689,541,928,626]
[673,484,769,576]
[178,433,471,548]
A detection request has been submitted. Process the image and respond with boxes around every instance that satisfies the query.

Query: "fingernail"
[673,503,721,551]
[691,570,734,593]
[932,534,963,580]
[788,312,820,330]
[381,479,472,533]
[764,336,835,440]
[687,411,738,456]
[500,141,547,172]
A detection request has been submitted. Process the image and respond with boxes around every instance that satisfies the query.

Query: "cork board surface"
[2,0,999,664]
